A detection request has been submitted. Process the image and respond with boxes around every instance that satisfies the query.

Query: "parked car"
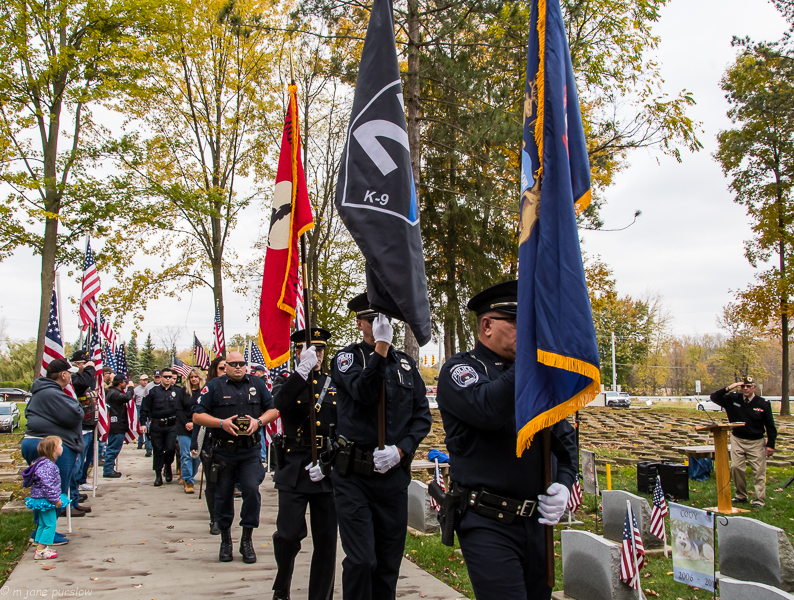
[0,402,21,432]
[427,394,438,409]
[696,399,724,412]
[604,391,631,407]
[0,388,31,402]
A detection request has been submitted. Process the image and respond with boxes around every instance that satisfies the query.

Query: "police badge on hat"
[337,352,354,373]
[451,364,479,388]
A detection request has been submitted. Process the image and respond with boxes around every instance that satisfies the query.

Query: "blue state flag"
[516,0,601,456]
[335,0,431,345]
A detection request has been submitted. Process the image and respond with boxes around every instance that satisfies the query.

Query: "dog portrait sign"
[668,503,715,592]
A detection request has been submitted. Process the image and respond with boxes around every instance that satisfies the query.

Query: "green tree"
[0,0,163,373]
[126,333,141,380]
[715,42,794,415]
[138,334,157,377]
[0,340,37,387]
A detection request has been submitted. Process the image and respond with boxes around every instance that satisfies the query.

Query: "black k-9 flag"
[335,0,431,346]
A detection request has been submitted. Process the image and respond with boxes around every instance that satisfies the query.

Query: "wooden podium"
[696,423,748,514]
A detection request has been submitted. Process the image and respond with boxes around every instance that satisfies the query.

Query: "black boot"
[219,529,233,562]
[209,521,220,535]
[154,471,163,487]
[164,464,173,483]
[272,592,290,600]
[239,527,256,564]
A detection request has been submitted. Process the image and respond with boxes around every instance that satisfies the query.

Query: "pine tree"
[139,334,157,377]
[126,333,141,380]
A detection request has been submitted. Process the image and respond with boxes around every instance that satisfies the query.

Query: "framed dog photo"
[669,503,716,593]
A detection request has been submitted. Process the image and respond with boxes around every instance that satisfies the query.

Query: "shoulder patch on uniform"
[451,364,479,388]
[200,386,208,395]
[337,352,354,373]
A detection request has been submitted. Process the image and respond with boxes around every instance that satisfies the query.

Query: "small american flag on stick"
[620,501,645,591]
[567,480,583,514]
[212,304,225,357]
[429,458,446,513]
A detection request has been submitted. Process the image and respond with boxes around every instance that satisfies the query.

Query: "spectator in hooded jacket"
[104,375,129,478]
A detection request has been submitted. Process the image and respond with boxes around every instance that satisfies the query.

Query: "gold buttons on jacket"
[315,393,320,398]
[316,421,321,426]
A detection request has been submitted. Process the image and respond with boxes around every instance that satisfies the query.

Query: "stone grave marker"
[720,576,794,600]
[407,480,439,533]
[601,489,663,549]
[561,530,636,600]
[718,516,794,592]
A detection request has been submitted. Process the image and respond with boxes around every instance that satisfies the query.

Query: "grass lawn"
[0,403,35,585]
[406,408,794,600]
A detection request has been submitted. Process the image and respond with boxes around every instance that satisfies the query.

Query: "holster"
[333,435,355,476]
[272,433,286,469]
[318,434,337,477]
[429,480,463,547]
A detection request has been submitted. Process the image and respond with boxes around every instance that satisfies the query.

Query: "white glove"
[372,314,393,345]
[305,462,325,482]
[537,482,570,526]
[295,345,318,380]
[373,445,401,473]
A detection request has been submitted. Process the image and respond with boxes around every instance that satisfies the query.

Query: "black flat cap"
[291,327,332,347]
[71,350,89,362]
[112,374,125,384]
[46,358,78,376]
[347,293,377,319]
[467,280,518,315]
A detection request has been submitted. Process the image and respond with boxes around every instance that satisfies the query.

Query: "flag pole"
[542,427,554,587]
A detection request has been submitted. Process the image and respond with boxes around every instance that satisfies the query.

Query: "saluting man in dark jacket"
[436,281,578,600]
[271,328,337,600]
[140,367,183,486]
[104,374,129,478]
[710,375,777,508]
[193,351,279,564]
[330,293,432,600]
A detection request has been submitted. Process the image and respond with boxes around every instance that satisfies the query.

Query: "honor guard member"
[330,294,432,600]
[139,367,183,486]
[193,350,279,564]
[271,327,337,600]
[436,281,577,600]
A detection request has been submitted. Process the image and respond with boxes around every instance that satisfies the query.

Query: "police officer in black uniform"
[140,367,183,486]
[436,280,577,600]
[271,327,337,600]
[330,293,432,600]
[193,350,278,563]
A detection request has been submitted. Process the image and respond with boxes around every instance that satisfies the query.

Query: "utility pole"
[611,332,617,391]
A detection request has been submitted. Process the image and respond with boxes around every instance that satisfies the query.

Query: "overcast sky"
[0,0,789,357]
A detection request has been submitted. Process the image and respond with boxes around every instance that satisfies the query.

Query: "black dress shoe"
[103,471,122,478]
[154,472,163,487]
[732,497,748,504]
[272,592,290,600]
[219,529,233,562]
[78,494,88,503]
[239,527,256,563]
[209,521,221,535]
[145,451,152,457]
[73,504,91,513]
[164,465,173,483]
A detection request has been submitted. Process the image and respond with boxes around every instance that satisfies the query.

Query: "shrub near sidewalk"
[405,463,794,600]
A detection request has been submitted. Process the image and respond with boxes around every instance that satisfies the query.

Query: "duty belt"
[151,415,177,426]
[285,435,328,449]
[462,485,537,524]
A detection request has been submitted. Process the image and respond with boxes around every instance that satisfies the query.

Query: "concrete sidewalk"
[4,445,463,599]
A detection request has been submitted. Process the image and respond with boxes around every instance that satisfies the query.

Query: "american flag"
[40,284,77,399]
[79,239,101,330]
[91,316,109,441]
[567,480,583,514]
[295,272,306,330]
[125,394,139,444]
[620,503,645,589]
[193,334,209,369]
[251,343,266,369]
[99,314,117,351]
[115,343,128,378]
[172,356,192,378]
[104,343,117,372]
[650,475,669,540]
[263,361,288,445]
[212,304,225,357]
[429,458,446,512]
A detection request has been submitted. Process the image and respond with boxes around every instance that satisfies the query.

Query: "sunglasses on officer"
[226,361,246,368]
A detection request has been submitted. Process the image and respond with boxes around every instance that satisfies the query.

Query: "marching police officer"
[140,367,183,486]
[436,280,577,600]
[271,328,337,600]
[193,350,278,564]
[330,293,432,600]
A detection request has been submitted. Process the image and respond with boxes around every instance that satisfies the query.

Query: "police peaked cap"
[742,375,755,385]
[467,280,518,315]
[347,293,377,319]
[291,327,332,347]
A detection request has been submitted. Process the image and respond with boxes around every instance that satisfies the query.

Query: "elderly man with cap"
[330,294,431,600]
[140,367,184,486]
[710,376,777,508]
[104,374,129,478]
[133,375,151,454]
[22,359,87,523]
[435,280,577,600]
[193,350,279,564]
[271,327,337,600]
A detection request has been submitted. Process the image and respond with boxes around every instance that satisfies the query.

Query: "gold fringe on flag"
[533,0,547,181]
[516,349,601,456]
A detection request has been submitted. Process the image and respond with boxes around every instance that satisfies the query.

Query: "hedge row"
[0,381,32,391]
